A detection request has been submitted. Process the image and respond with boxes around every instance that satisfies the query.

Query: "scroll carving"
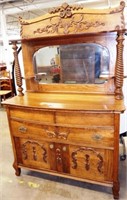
[46,129,69,140]
[12,41,24,96]
[110,1,125,14]
[22,141,47,163]
[115,31,124,99]
[33,14,105,35]
[71,147,103,173]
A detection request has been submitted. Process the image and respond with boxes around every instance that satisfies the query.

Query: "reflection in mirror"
[33,43,110,84]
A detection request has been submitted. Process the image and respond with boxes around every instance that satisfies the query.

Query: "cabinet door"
[14,137,50,170]
[49,143,70,174]
[70,145,113,182]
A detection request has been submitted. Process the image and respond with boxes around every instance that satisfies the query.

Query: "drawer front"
[10,108,54,123]
[56,112,114,126]
[10,120,114,148]
[69,145,113,182]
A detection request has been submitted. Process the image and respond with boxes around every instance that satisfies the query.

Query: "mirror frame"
[12,2,126,99]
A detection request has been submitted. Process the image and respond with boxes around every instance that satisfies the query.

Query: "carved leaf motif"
[33,14,105,36]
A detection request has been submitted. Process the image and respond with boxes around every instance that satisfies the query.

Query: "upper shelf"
[19,1,126,40]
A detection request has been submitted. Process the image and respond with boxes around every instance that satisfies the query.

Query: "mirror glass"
[33,43,110,84]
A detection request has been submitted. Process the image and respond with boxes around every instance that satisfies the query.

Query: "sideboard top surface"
[2,92,125,113]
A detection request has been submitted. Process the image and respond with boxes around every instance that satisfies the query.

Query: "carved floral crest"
[20,1,125,38]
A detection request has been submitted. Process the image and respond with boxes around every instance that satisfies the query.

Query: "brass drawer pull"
[92,134,103,141]
[19,126,27,133]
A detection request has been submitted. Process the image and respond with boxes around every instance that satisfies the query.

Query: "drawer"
[9,108,54,123]
[10,120,114,148]
[56,112,114,126]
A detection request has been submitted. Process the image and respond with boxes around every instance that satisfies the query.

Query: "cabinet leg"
[13,161,21,176]
[112,181,120,199]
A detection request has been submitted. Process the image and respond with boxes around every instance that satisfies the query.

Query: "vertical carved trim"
[22,141,47,163]
[32,146,37,161]
[12,41,24,96]
[97,154,103,173]
[71,147,103,174]
[85,154,90,171]
[56,148,62,164]
[72,151,77,169]
[115,31,124,99]
[22,144,28,160]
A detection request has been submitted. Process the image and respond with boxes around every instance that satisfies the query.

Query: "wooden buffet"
[2,2,126,199]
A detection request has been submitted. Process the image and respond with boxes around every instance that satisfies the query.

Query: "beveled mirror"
[33,43,110,84]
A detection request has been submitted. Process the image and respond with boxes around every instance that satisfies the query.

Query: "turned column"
[115,31,125,100]
[12,41,24,96]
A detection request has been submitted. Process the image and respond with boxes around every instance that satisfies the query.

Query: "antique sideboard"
[3,2,126,199]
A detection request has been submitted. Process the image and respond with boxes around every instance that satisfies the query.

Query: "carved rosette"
[22,141,47,163]
[50,3,83,18]
[71,147,103,173]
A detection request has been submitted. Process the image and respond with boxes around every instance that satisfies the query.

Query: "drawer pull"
[92,134,103,141]
[19,126,27,133]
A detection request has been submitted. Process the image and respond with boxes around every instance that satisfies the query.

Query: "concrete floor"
[0,107,127,200]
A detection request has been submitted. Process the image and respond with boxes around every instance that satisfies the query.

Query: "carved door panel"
[70,145,113,182]
[49,143,70,174]
[14,137,50,170]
